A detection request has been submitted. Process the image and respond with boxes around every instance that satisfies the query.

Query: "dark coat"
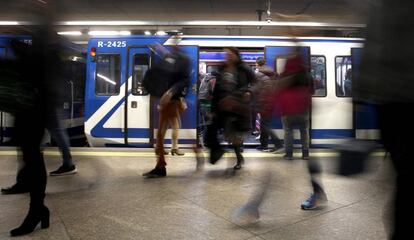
[354,0,414,104]
[212,62,255,132]
[253,66,276,114]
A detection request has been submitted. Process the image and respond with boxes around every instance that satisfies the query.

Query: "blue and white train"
[0,35,86,146]
[85,35,378,147]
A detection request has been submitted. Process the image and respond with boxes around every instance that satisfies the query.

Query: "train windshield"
[95,54,121,96]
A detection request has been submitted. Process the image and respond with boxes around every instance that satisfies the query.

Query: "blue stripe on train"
[311,129,354,139]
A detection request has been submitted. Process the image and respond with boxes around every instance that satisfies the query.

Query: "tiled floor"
[0,148,394,239]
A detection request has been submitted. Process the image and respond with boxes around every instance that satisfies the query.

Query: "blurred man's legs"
[299,117,310,160]
[46,110,76,176]
[378,103,413,239]
[282,116,294,159]
[258,114,282,152]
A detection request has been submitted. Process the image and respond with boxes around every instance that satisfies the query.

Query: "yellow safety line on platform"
[0,150,386,158]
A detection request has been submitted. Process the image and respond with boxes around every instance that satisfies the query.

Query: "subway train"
[85,35,379,147]
[0,35,86,146]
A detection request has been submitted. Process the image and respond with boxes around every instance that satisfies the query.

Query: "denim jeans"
[259,114,282,148]
[281,111,310,154]
[46,109,73,167]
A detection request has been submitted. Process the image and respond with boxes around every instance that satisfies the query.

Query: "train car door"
[264,46,311,144]
[352,48,379,140]
[125,47,152,145]
[177,46,199,146]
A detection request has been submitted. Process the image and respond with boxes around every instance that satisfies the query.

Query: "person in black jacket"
[352,0,414,238]
[143,45,190,178]
[206,47,255,170]
[1,28,51,237]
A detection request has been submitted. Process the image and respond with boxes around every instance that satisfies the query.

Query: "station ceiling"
[0,0,368,39]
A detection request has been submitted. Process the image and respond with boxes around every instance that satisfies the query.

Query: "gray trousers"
[281,111,310,153]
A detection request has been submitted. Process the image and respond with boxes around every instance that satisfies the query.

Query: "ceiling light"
[155,31,167,36]
[57,31,82,36]
[0,21,19,25]
[88,31,131,36]
[63,21,148,26]
[144,31,151,35]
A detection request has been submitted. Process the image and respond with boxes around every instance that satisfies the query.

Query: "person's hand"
[243,92,251,103]
[159,90,173,109]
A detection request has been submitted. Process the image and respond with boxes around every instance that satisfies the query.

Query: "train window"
[95,54,121,96]
[275,57,287,75]
[311,56,327,97]
[132,54,149,96]
[335,56,352,97]
[63,60,86,102]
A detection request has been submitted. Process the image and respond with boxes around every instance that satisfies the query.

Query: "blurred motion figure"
[353,0,414,238]
[253,57,283,152]
[0,28,52,237]
[274,48,327,210]
[206,47,255,170]
[142,43,190,178]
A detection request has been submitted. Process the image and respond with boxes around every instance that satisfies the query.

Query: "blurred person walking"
[353,0,414,238]
[253,57,283,152]
[142,44,190,178]
[0,28,54,236]
[206,47,255,170]
[274,49,327,210]
[46,64,76,175]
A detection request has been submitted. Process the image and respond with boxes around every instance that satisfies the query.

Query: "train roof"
[87,35,364,44]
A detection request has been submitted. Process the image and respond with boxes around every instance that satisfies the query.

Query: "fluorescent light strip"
[57,31,82,36]
[61,21,366,28]
[0,21,19,25]
[88,30,131,36]
[65,21,149,26]
[97,74,116,85]
[155,31,167,36]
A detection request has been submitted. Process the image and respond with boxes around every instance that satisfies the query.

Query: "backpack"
[143,54,178,98]
[198,74,215,100]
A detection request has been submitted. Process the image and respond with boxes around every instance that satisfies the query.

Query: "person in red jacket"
[275,48,326,210]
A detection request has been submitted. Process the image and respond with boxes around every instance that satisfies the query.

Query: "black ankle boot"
[233,147,244,170]
[284,149,293,160]
[233,162,242,170]
[142,167,167,178]
[302,149,309,160]
[10,206,49,237]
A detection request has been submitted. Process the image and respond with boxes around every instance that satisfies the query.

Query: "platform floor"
[0,148,394,240]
